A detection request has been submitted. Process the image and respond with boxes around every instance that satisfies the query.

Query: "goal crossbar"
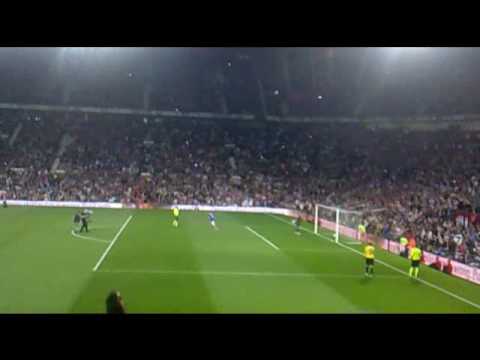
[314,203,386,243]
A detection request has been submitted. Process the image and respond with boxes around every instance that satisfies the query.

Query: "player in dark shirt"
[106,290,126,314]
[73,211,81,233]
[79,212,89,233]
[294,216,302,235]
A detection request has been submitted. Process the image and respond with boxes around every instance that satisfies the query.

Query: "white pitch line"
[284,248,347,254]
[92,215,133,272]
[245,226,279,251]
[98,269,402,279]
[267,213,480,311]
[71,230,110,244]
[88,225,117,230]
[331,239,480,310]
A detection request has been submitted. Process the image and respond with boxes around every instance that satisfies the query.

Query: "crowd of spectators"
[2,114,480,267]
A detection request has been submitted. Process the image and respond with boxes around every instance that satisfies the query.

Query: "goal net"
[314,204,386,245]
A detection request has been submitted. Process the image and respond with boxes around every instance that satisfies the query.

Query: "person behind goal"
[358,221,367,242]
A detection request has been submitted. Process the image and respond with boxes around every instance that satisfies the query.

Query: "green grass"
[1,206,480,313]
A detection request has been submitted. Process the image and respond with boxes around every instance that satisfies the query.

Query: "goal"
[314,204,386,244]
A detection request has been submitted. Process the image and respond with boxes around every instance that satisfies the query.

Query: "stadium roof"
[0,47,479,118]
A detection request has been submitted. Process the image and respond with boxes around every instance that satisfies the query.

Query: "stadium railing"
[5,200,123,209]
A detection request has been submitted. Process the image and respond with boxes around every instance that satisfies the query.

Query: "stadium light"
[388,47,429,54]
[64,47,114,51]
[61,47,117,56]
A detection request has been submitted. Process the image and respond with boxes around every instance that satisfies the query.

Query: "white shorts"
[210,221,216,227]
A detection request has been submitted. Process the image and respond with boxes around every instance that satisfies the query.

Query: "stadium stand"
[1,114,480,268]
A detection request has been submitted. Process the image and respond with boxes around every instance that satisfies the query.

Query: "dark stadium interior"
[2,47,480,116]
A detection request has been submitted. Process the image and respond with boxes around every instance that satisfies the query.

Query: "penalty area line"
[92,215,133,272]
[71,230,110,244]
[245,226,279,251]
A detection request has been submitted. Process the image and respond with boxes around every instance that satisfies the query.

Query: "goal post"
[313,204,339,242]
[335,207,340,243]
[314,204,386,245]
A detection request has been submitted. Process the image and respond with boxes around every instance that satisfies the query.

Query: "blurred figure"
[409,245,422,279]
[172,206,180,228]
[357,221,367,242]
[106,290,126,314]
[399,235,409,257]
[73,211,81,233]
[364,240,375,277]
[293,215,302,235]
[429,256,443,271]
[443,259,453,275]
[79,211,89,233]
[208,211,218,230]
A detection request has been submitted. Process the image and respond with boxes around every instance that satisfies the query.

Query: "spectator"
[400,235,409,257]
[429,256,443,271]
[2,114,480,268]
[106,290,126,314]
[443,259,453,275]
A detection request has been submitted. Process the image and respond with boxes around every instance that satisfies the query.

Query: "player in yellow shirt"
[409,246,422,278]
[358,223,367,242]
[364,241,375,277]
[172,206,180,227]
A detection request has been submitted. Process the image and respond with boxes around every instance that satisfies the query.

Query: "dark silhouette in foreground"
[106,290,126,314]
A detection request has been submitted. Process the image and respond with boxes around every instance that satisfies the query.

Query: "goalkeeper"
[293,216,302,235]
[172,206,180,227]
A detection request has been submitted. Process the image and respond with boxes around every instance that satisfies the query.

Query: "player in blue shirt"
[208,212,218,230]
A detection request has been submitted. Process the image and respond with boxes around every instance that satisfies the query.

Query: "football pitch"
[1,206,480,313]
